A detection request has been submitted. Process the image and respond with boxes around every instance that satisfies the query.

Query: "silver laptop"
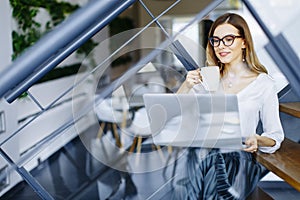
[143,93,244,149]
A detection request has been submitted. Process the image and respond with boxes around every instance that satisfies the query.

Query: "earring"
[242,48,246,62]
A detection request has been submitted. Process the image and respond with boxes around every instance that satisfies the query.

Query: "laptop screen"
[143,93,243,149]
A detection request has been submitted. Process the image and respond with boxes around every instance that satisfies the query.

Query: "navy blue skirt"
[172,148,267,200]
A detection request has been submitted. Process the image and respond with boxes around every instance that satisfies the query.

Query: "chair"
[125,75,169,163]
[94,97,132,148]
[126,107,165,163]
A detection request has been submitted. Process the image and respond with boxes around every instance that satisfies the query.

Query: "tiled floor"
[2,124,300,200]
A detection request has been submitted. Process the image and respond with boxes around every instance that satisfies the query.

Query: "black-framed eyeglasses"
[209,34,242,47]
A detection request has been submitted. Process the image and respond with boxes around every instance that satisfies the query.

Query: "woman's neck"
[223,62,250,77]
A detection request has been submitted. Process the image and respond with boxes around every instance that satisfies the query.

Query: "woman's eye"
[224,37,233,42]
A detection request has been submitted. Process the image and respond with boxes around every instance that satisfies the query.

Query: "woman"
[175,13,284,199]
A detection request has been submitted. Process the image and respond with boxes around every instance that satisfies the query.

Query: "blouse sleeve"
[258,83,284,153]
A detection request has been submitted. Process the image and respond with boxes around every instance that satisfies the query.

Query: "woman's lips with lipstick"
[219,52,230,57]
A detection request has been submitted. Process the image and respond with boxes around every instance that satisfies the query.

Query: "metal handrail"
[0,0,136,103]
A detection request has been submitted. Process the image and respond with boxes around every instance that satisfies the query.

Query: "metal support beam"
[0,148,54,200]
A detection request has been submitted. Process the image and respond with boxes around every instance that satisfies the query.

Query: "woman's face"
[212,23,245,66]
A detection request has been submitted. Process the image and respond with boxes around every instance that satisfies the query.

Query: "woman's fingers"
[186,69,201,86]
[243,136,258,153]
[244,146,258,153]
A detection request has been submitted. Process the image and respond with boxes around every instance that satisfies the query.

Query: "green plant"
[10,0,98,100]
[10,0,97,60]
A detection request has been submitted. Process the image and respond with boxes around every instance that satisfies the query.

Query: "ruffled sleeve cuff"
[258,132,284,153]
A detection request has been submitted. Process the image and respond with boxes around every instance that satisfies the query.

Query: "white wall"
[0,0,13,71]
[0,2,21,196]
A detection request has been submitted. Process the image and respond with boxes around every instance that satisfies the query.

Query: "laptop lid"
[143,93,243,149]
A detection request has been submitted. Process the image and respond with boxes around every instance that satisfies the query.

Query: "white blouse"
[191,73,284,153]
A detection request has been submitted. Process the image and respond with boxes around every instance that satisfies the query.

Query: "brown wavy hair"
[206,13,267,76]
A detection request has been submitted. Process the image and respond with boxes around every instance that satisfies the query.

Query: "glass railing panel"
[4,0,300,198]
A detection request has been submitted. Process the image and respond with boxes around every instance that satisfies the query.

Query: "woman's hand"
[243,135,258,153]
[177,68,201,94]
[185,69,201,89]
